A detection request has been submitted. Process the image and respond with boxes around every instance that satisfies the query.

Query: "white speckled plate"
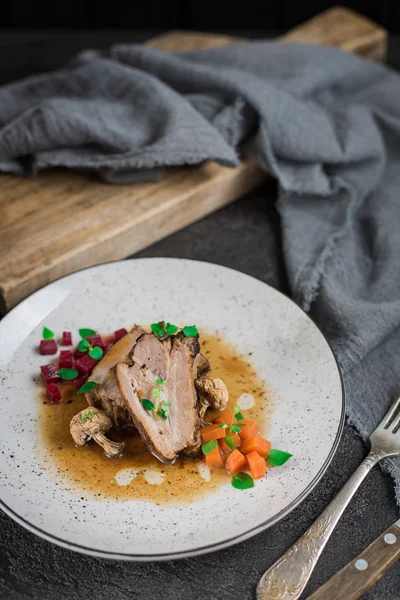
[0,259,344,560]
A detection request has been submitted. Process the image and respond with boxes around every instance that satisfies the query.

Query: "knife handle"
[307,521,400,600]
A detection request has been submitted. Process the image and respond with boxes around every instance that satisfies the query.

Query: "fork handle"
[256,447,386,600]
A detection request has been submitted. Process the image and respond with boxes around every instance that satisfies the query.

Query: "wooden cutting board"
[0,7,387,314]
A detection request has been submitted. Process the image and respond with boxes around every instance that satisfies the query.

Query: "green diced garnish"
[266,448,293,467]
[151,322,165,337]
[267,449,293,467]
[165,323,179,335]
[89,346,103,360]
[231,472,254,490]
[182,325,198,337]
[142,399,155,411]
[78,339,90,352]
[42,327,55,339]
[77,381,98,394]
[79,328,96,339]
[202,440,218,455]
[225,436,235,450]
[58,368,79,380]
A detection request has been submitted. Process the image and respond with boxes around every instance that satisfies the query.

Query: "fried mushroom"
[70,408,125,458]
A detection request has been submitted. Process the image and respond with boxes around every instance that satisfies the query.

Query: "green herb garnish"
[165,323,179,335]
[151,322,166,337]
[267,449,293,467]
[218,406,246,450]
[79,328,96,339]
[231,472,254,490]
[202,440,218,455]
[141,374,170,420]
[151,322,179,337]
[225,436,235,450]
[182,325,198,337]
[159,409,169,421]
[142,399,155,411]
[77,381,98,394]
[78,339,90,352]
[234,406,245,421]
[58,368,79,380]
[42,327,55,339]
[79,410,98,424]
[77,332,102,360]
[89,346,103,360]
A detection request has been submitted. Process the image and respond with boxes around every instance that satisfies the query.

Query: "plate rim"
[0,257,346,561]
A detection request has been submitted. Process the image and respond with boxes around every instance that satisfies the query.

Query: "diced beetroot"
[41,364,61,384]
[74,375,88,389]
[86,334,104,350]
[103,341,114,355]
[63,375,87,388]
[62,331,72,346]
[114,328,128,342]
[59,350,73,369]
[46,383,62,404]
[39,339,58,355]
[75,354,98,376]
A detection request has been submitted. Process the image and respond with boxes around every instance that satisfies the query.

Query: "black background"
[1,0,400,32]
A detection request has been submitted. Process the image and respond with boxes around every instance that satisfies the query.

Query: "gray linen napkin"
[1,41,400,502]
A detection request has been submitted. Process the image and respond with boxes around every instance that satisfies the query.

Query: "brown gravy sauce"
[36,334,274,504]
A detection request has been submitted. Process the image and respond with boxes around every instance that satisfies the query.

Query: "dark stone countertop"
[0,30,399,600]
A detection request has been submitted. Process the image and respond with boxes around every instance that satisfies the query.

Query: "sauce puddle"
[36,333,274,504]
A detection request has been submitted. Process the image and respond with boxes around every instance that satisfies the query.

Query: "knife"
[307,519,400,600]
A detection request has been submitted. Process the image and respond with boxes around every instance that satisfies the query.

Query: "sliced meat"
[85,325,144,423]
[195,376,229,420]
[128,331,171,376]
[195,353,211,378]
[115,332,201,464]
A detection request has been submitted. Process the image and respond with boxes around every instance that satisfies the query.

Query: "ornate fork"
[257,396,400,600]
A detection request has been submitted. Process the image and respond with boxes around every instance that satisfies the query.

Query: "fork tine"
[379,396,400,429]
[390,412,400,433]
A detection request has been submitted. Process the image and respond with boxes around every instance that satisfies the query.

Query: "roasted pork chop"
[115,332,201,463]
[85,325,144,422]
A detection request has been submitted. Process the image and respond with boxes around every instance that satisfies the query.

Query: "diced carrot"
[219,432,241,454]
[205,445,224,468]
[246,451,267,479]
[238,419,259,440]
[225,449,247,475]
[200,424,226,442]
[241,434,271,458]
[213,411,236,425]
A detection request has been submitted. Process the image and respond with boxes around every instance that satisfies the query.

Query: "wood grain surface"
[0,7,388,314]
[307,520,400,600]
